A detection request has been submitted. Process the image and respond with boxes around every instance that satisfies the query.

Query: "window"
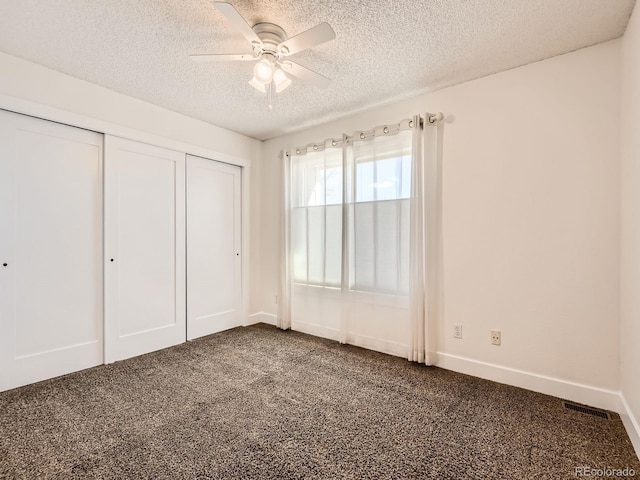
[291,128,413,296]
[291,147,343,287]
[352,131,412,294]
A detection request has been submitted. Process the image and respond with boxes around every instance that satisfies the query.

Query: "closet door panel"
[117,154,177,336]
[186,155,242,340]
[0,110,103,391]
[105,136,186,362]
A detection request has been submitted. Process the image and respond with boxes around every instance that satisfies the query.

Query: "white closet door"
[0,110,103,392]
[105,136,186,362]
[186,155,242,340]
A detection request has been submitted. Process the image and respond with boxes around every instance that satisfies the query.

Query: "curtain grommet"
[332,140,337,147]
[383,127,389,134]
[360,133,365,139]
[428,112,444,124]
[313,145,318,151]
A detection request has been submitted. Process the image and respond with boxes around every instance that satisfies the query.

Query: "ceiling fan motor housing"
[252,23,288,57]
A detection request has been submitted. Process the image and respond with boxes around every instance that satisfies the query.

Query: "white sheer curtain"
[278,151,292,330]
[407,113,443,365]
[423,115,444,365]
[279,114,442,363]
[409,114,425,363]
[281,139,345,339]
[343,123,412,353]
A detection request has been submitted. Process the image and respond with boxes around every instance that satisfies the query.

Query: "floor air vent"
[563,401,610,419]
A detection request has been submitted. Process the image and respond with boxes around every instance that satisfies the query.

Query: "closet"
[104,136,186,363]
[186,155,242,340]
[0,110,104,391]
[0,110,244,391]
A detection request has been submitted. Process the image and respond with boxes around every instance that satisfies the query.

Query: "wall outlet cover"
[454,324,462,339]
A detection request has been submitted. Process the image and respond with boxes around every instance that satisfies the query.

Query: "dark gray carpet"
[0,324,638,479]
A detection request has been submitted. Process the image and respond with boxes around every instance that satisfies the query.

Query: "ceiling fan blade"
[278,22,335,56]
[281,61,331,89]
[190,54,255,62]
[214,2,261,45]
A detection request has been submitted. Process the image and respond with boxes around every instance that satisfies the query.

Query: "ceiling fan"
[190,2,335,100]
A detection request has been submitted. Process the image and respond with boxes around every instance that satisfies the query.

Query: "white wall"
[620,2,640,446]
[257,40,621,406]
[0,52,261,160]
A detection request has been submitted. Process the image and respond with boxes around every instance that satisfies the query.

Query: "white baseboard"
[436,352,623,414]
[347,332,407,359]
[291,320,408,359]
[246,312,277,326]
[292,321,340,341]
[620,393,640,458]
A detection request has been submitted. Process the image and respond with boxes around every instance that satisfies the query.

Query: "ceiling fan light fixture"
[253,57,274,84]
[273,67,292,93]
[249,76,267,93]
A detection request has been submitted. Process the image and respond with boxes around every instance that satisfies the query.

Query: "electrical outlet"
[454,324,462,339]
[491,330,501,346]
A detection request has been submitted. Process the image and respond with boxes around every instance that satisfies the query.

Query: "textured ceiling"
[0,0,635,140]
